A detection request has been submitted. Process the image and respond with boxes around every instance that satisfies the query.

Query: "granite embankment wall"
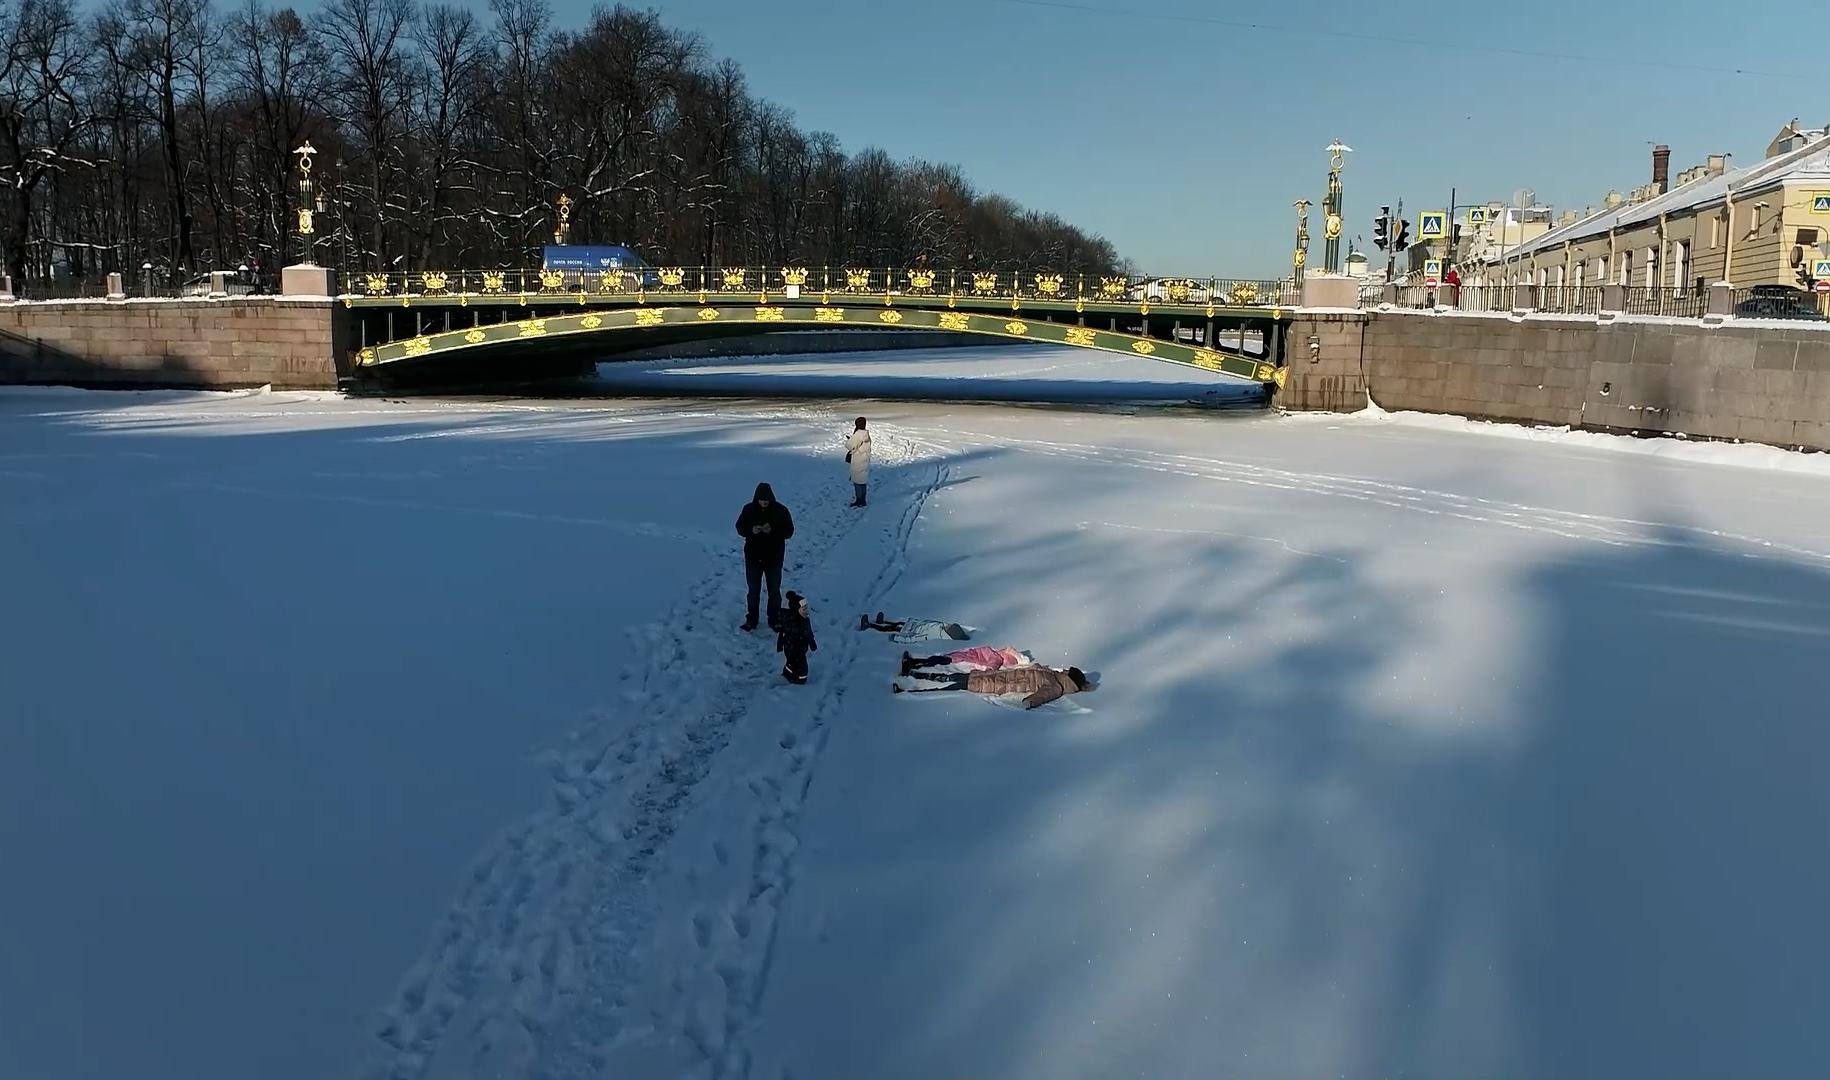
[1281,309,1830,451]
[0,299,347,390]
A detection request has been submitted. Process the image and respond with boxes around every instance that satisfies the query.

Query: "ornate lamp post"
[292,141,318,266]
[1293,198,1311,287]
[554,193,573,245]
[1323,140,1351,274]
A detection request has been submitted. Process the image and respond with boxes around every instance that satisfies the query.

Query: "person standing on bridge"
[845,416,872,507]
[736,482,794,632]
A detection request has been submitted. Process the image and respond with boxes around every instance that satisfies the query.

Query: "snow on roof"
[1489,135,1830,264]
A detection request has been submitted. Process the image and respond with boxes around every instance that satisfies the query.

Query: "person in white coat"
[845,416,872,507]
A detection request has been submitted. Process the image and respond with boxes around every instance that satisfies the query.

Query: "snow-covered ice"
[593,343,1266,404]
[4,358,1829,1080]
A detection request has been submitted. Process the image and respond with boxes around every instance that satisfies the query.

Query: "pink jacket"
[950,646,1025,670]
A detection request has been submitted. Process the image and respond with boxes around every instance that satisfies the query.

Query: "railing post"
[105,272,125,300]
[1381,282,1397,307]
[1706,281,1735,323]
[0,272,12,302]
[1512,283,1538,314]
[1601,283,1626,313]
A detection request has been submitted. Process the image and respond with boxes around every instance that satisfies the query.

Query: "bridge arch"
[354,302,1286,385]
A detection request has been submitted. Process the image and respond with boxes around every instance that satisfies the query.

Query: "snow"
[594,343,1265,404]
[4,360,1830,1080]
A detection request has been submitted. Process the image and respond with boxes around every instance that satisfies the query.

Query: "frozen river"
[3,351,1828,1080]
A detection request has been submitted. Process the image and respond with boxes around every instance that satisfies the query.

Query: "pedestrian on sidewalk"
[736,482,794,632]
[845,417,872,507]
[777,591,817,684]
[893,664,1093,710]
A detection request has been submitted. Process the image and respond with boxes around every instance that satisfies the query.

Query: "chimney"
[1707,153,1730,175]
[1652,144,1670,192]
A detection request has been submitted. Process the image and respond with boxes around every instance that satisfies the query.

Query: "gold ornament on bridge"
[1324,213,1342,241]
[1131,340,1157,355]
[938,311,970,331]
[781,267,809,287]
[1064,327,1097,347]
[297,208,314,236]
[580,314,603,329]
[815,307,845,322]
[755,307,786,322]
[658,268,686,289]
[597,271,625,293]
[1034,273,1063,297]
[539,269,566,290]
[363,274,389,295]
[403,336,431,356]
[421,271,448,293]
[907,267,936,292]
[1293,250,1307,268]
[698,307,720,320]
[1004,319,1028,335]
[971,272,998,295]
[844,269,871,291]
[1164,279,1194,304]
[1258,363,1278,383]
[1228,282,1261,305]
[1191,349,1221,370]
[357,347,377,365]
[879,310,903,324]
[721,268,748,290]
[635,309,665,327]
[464,329,487,344]
[481,271,507,293]
[1096,277,1128,300]
[518,319,547,337]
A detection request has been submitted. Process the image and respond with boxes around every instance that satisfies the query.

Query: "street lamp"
[141,261,152,297]
[1323,140,1352,274]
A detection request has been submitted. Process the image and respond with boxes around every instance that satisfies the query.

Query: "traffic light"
[1394,218,1411,252]
[1373,206,1390,251]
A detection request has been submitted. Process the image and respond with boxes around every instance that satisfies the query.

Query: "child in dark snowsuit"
[777,591,817,684]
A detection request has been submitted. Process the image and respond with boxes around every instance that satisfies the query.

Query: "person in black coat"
[777,591,817,684]
[735,482,794,631]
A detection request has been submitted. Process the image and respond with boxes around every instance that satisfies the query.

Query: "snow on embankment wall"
[1283,309,1830,452]
[0,298,347,391]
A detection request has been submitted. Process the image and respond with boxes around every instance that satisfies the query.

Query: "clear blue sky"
[555,0,1818,276]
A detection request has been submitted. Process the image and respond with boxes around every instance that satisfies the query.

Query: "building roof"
[1490,134,1830,264]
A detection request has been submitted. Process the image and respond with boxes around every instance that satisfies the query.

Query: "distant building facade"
[1476,120,1830,293]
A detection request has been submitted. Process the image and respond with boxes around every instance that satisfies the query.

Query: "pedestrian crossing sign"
[1419,211,1447,239]
[1812,193,1830,214]
[1813,258,1830,279]
[1469,207,1489,225]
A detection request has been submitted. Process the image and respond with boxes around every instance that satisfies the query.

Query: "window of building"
[1645,247,1658,288]
[1555,266,1566,289]
[1800,228,1820,246]
[1575,262,1585,289]
[1621,251,1633,286]
[1597,255,1608,283]
[1711,214,1720,248]
[1672,240,1689,291]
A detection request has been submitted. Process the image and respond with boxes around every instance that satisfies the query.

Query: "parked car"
[1734,283,1826,320]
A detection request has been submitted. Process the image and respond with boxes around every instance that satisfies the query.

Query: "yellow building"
[1478,122,1830,293]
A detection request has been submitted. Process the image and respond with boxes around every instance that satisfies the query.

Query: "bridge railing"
[339,267,1295,309]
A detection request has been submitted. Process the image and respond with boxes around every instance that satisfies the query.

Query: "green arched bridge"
[342,266,1296,385]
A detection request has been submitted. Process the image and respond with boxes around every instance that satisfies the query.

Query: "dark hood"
[754,482,775,502]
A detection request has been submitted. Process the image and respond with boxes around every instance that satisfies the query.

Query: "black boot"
[741,616,758,632]
[859,614,870,631]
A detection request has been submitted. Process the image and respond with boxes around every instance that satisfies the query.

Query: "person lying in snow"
[893,664,1093,710]
[899,646,1029,677]
[857,611,971,641]
[776,591,817,685]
